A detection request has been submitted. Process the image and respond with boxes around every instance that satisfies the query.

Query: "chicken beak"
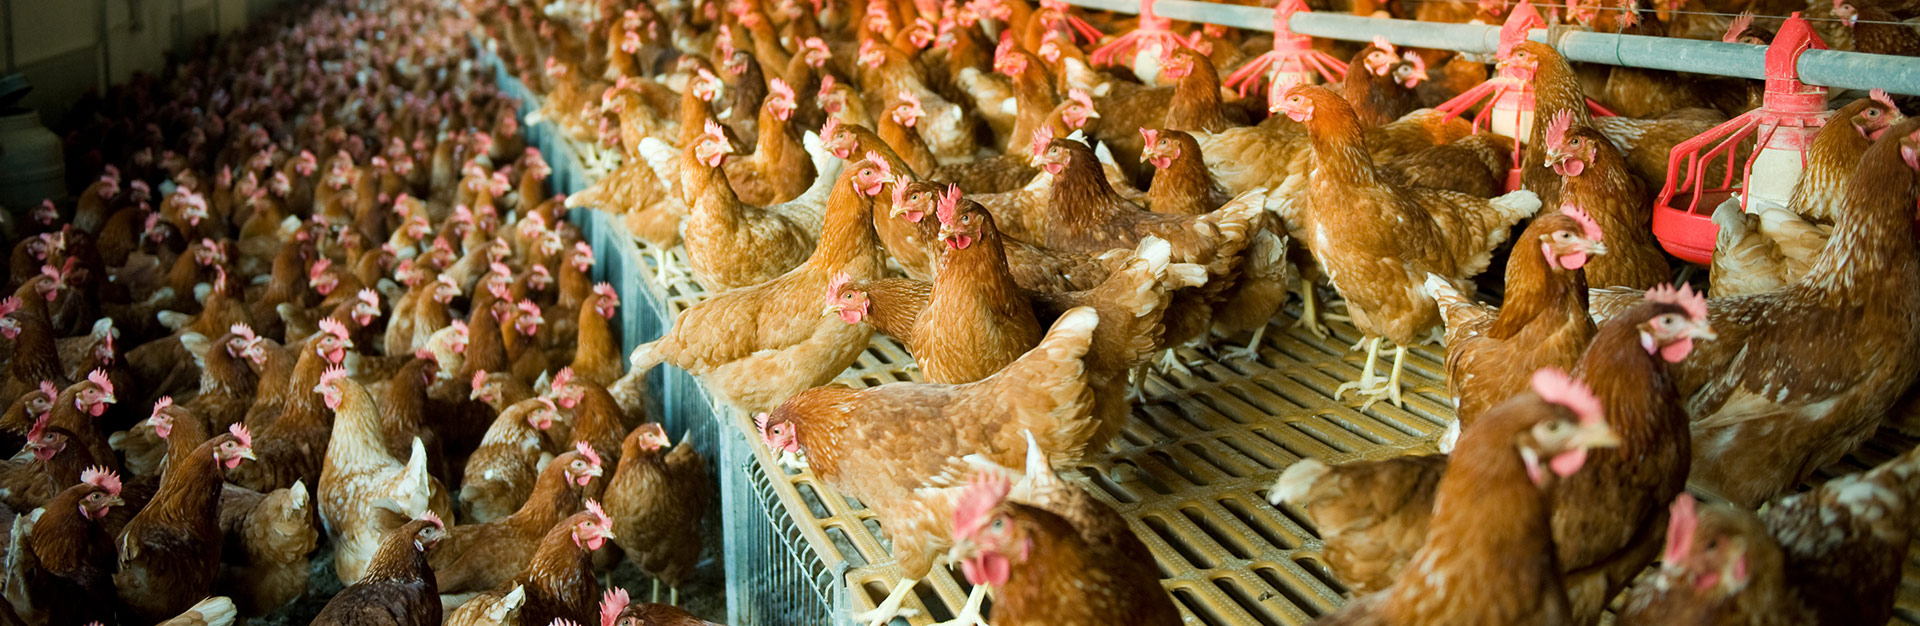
[1575,421,1622,451]
[106,495,125,508]
[1585,240,1609,257]
[1543,148,1566,168]
[822,303,843,317]
[1690,323,1718,342]
[948,537,979,563]
[241,449,259,461]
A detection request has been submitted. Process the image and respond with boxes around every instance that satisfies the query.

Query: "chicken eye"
[1867,109,1881,118]
[992,517,1006,532]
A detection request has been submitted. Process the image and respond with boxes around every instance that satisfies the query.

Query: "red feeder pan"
[1651,13,1827,266]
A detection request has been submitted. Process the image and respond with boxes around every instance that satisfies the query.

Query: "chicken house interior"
[2,0,1920,623]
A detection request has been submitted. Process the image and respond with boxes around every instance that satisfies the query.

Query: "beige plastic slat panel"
[544,100,1920,626]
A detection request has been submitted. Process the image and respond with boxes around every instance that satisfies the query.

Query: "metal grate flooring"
[521,88,1920,626]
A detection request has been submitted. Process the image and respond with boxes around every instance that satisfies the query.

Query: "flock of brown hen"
[0,0,1918,622]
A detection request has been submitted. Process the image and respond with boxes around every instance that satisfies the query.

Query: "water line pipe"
[1052,0,1920,94]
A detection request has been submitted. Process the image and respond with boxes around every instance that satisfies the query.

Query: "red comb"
[1530,367,1604,427]
[230,422,253,448]
[600,588,631,626]
[87,370,114,398]
[1663,493,1698,564]
[827,271,853,298]
[953,472,1011,539]
[1559,202,1605,242]
[935,185,963,226]
[319,365,350,388]
[576,441,604,468]
[1545,110,1574,151]
[1646,283,1709,322]
[81,467,121,496]
[1871,89,1896,111]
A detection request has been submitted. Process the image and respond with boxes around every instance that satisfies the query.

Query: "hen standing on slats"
[1273,84,1540,408]
[625,156,893,414]
[604,423,710,606]
[756,308,1102,626]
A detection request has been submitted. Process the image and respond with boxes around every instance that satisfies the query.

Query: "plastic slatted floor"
[516,89,1920,626]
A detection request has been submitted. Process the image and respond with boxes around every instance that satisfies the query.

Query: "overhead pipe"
[1053,0,1920,95]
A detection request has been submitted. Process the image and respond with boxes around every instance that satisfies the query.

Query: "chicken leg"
[852,578,922,626]
[1293,277,1331,339]
[930,585,988,626]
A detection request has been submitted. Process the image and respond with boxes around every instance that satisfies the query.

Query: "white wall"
[4,0,286,127]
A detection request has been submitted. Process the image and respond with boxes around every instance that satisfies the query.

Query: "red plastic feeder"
[1039,0,1104,44]
[1651,13,1827,265]
[1223,0,1348,98]
[1434,0,1615,192]
[1088,0,1200,72]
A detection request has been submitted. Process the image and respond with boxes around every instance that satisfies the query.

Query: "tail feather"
[159,597,236,626]
[1424,273,1482,332]
[1709,197,1793,297]
[999,308,1101,462]
[628,340,664,376]
[1270,459,1331,506]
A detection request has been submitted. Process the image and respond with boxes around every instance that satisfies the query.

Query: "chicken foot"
[1129,364,1153,402]
[1222,325,1269,362]
[929,584,988,626]
[1155,349,1193,378]
[647,245,684,284]
[1335,337,1406,409]
[852,577,922,626]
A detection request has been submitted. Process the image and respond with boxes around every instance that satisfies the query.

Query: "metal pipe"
[1055,0,1920,95]
[1799,48,1920,96]
[1551,29,1765,80]
[1290,10,1504,54]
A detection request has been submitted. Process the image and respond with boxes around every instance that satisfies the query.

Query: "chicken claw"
[1155,349,1192,378]
[851,578,922,626]
[930,585,989,626]
[649,245,684,284]
[1129,364,1153,403]
[1222,325,1268,363]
